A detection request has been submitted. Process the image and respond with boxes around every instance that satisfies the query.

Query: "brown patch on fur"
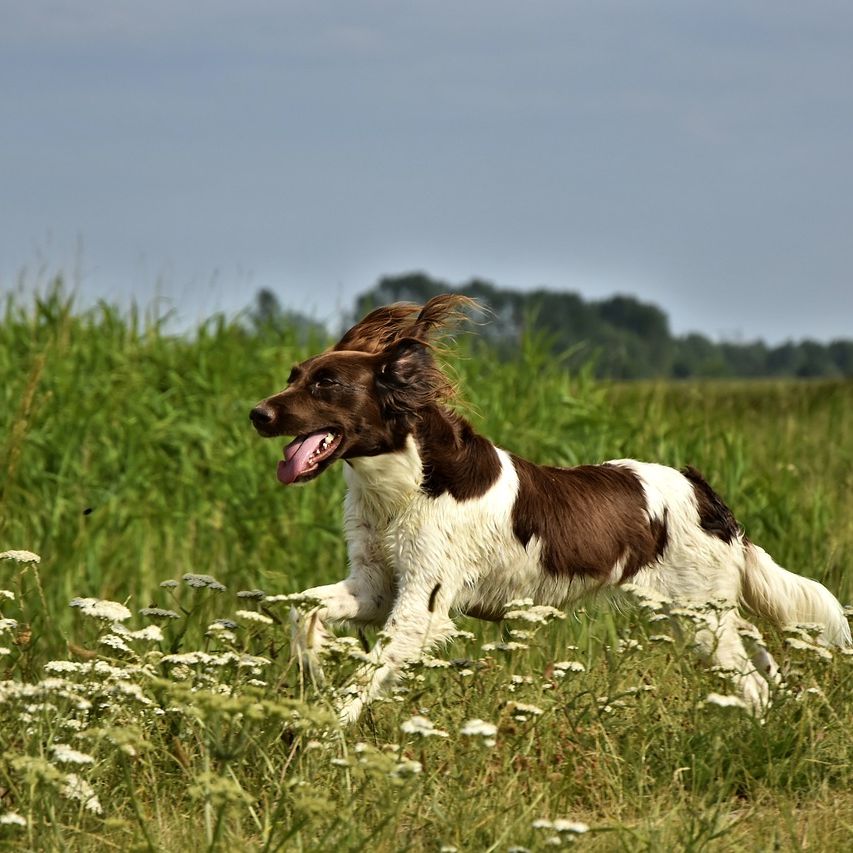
[681,466,741,544]
[428,583,442,613]
[511,459,668,580]
[460,602,505,621]
[415,407,501,501]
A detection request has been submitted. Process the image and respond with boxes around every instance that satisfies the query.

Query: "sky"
[2,1,852,343]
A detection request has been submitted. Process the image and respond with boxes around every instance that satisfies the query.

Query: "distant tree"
[828,340,853,376]
[248,288,327,343]
[349,274,851,380]
[797,340,838,378]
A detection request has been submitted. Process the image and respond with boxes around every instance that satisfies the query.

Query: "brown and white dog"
[250,294,851,723]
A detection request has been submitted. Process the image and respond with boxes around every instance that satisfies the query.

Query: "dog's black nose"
[250,404,275,428]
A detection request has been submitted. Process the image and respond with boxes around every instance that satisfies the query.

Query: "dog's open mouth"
[277,429,342,485]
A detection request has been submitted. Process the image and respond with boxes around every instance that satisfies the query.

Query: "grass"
[1,287,852,851]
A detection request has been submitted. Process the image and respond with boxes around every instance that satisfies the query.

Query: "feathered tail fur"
[741,543,851,646]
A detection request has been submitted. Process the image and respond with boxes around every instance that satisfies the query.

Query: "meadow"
[1,289,852,851]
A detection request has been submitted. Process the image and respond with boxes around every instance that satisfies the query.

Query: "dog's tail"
[740,542,851,646]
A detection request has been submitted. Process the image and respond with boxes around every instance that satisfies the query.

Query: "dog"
[250,294,851,723]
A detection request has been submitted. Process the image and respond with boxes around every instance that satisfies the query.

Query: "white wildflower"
[51,744,95,765]
[237,654,270,669]
[482,641,528,652]
[159,579,178,588]
[391,758,422,778]
[623,583,670,611]
[705,693,748,710]
[400,715,449,738]
[449,628,476,640]
[544,837,562,847]
[70,598,132,622]
[234,609,273,625]
[182,573,226,591]
[459,668,474,677]
[420,656,451,668]
[0,589,14,601]
[649,634,674,644]
[533,818,589,835]
[123,624,164,642]
[553,660,585,674]
[236,589,266,600]
[785,637,833,661]
[617,638,643,653]
[0,812,27,827]
[100,634,131,653]
[139,606,180,620]
[330,757,349,767]
[0,550,40,563]
[0,646,10,656]
[1,618,19,633]
[509,702,544,718]
[552,820,589,834]
[460,719,497,737]
[62,773,102,814]
[504,605,565,623]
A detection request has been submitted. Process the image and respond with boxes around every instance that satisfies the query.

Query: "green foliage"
[357,272,853,379]
[1,284,852,850]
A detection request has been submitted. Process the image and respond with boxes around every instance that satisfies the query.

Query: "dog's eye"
[313,376,337,389]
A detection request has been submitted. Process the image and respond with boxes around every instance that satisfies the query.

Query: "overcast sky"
[2,1,852,342]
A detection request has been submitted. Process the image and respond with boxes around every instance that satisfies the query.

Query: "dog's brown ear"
[375,337,450,415]
[335,293,479,354]
[412,294,478,339]
[334,303,420,353]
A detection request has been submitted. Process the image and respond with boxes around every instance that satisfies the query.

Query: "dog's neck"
[345,433,424,511]
[344,405,502,509]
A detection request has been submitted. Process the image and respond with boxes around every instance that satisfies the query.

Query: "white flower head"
[459,719,497,737]
[139,606,180,620]
[70,598,132,622]
[52,744,95,765]
[704,692,748,710]
[391,758,422,778]
[509,702,544,718]
[400,715,449,737]
[114,624,164,642]
[62,773,102,814]
[553,660,586,674]
[234,609,273,625]
[785,637,833,661]
[0,812,27,827]
[0,589,14,601]
[182,573,226,591]
[100,634,132,653]
[0,550,41,563]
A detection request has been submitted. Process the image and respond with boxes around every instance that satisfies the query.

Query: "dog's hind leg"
[693,607,773,712]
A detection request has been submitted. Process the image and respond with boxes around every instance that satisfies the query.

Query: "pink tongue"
[277,431,328,485]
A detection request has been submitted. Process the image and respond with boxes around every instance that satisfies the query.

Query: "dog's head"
[250,294,473,485]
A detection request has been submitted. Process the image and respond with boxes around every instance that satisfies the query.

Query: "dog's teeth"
[325,432,335,443]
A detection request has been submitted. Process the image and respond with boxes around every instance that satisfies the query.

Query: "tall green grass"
[1,288,851,850]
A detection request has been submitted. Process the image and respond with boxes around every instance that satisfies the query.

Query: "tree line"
[252,273,853,379]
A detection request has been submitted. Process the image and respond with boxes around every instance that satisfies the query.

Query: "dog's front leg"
[336,578,457,725]
[290,576,392,685]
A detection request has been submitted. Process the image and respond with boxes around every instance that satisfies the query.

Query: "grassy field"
[1,290,852,851]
